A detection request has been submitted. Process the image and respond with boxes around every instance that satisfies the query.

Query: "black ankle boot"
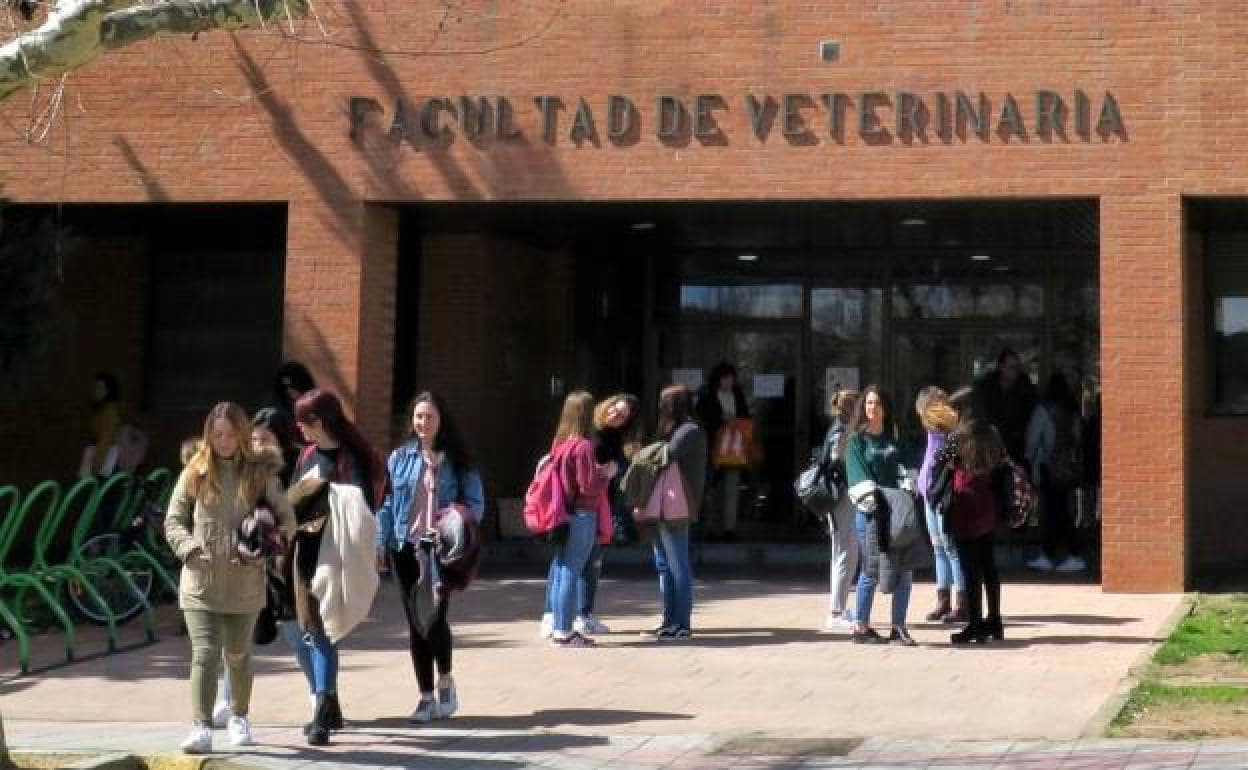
[986,616,1004,641]
[306,695,331,746]
[925,589,951,622]
[325,693,344,730]
[950,622,989,645]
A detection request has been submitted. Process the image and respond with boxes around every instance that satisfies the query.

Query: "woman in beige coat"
[165,402,295,754]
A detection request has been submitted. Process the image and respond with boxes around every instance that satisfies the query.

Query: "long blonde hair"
[553,390,596,444]
[918,387,958,433]
[185,402,270,509]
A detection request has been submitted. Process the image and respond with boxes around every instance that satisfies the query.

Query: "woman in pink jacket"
[545,391,616,648]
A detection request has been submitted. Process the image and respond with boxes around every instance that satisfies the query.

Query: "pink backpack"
[523,453,570,537]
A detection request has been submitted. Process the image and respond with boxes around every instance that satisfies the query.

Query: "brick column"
[1099,194,1187,592]
[283,197,398,450]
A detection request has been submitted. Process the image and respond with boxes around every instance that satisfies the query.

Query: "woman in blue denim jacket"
[375,391,484,725]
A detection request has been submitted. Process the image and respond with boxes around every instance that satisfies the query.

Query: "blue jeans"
[652,524,693,630]
[282,619,337,695]
[543,543,605,618]
[924,500,965,591]
[855,509,914,629]
[550,510,598,634]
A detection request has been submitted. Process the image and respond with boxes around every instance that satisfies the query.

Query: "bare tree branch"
[0,0,308,102]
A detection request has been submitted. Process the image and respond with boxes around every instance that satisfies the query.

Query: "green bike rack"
[0,480,76,665]
[0,485,33,673]
[73,470,174,623]
[55,474,156,645]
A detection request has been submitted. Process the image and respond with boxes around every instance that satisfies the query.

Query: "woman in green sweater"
[843,386,918,646]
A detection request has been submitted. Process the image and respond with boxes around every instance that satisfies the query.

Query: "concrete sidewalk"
[1,569,1186,765]
[8,721,1248,769]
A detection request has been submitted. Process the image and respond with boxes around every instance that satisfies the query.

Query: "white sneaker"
[211,700,231,729]
[575,615,610,635]
[823,612,856,632]
[538,612,554,640]
[1055,555,1088,573]
[409,694,438,724]
[1026,554,1055,571]
[436,678,458,719]
[227,715,254,747]
[179,724,212,754]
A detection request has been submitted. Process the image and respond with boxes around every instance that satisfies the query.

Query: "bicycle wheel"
[68,533,155,625]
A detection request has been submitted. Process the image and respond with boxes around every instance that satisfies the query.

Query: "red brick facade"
[7,2,1247,591]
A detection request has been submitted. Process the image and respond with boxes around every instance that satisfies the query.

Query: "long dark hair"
[708,361,738,391]
[252,407,300,480]
[955,415,1002,477]
[408,391,474,471]
[657,385,696,440]
[841,384,895,454]
[293,389,383,505]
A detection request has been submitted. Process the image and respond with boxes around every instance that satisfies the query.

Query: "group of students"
[165,363,484,754]
[536,385,706,646]
[818,349,1093,647]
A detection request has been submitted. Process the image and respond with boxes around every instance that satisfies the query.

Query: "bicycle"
[66,475,175,625]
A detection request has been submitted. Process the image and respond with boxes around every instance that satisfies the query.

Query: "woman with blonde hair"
[544,390,617,647]
[539,393,641,639]
[916,387,966,624]
[165,402,295,754]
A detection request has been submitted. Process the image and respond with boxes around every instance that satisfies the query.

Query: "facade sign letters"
[349,90,1126,147]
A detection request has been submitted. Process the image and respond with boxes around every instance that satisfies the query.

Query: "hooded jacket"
[165,448,295,614]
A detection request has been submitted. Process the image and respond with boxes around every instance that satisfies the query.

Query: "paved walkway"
[0,569,1190,766]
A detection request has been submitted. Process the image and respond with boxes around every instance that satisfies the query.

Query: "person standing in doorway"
[844,386,922,647]
[376,392,485,724]
[696,362,750,542]
[916,387,966,624]
[165,402,295,754]
[973,349,1037,469]
[290,389,386,745]
[1025,372,1086,573]
[820,388,859,632]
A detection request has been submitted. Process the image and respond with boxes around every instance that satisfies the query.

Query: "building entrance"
[397,199,1098,545]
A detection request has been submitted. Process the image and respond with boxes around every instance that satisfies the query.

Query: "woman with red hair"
[290,389,385,745]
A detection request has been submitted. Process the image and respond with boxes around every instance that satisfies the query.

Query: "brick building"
[2,1,1244,591]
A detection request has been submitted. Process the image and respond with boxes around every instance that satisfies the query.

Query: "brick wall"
[8,1,1248,589]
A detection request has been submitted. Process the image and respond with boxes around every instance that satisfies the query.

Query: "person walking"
[1025,372,1086,573]
[539,393,641,639]
[696,362,750,542]
[212,407,304,728]
[916,387,967,624]
[939,394,1008,645]
[820,388,859,631]
[641,385,707,640]
[376,392,485,724]
[290,389,386,745]
[165,402,295,754]
[544,391,617,647]
[844,386,923,646]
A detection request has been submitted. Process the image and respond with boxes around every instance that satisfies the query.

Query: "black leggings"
[392,543,453,693]
[955,533,1001,626]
